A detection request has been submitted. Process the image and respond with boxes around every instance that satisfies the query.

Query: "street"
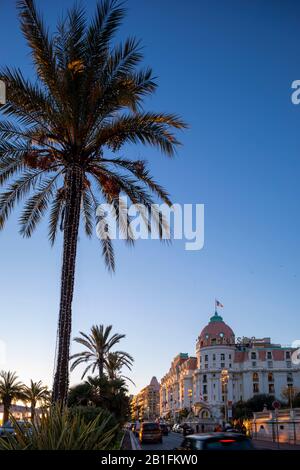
[140,432,183,450]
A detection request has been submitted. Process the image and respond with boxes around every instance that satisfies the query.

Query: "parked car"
[172,424,181,433]
[0,421,15,438]
[176,433,254,451]
[160,423,169,435]
[131,421,141,436]
[139,422,162,444]
[179,424,194,435]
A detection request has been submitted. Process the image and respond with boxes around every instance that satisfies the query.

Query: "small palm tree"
[0,371,24,425]
[105,351,134,385]
[0,0,186,403]
[22,380,50,422]
[70,324,133,379]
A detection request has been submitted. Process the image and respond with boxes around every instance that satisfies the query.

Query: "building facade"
[131,376,160,421]
[160,311,300,423]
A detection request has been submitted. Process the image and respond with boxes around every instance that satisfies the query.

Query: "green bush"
[0,404,118,450]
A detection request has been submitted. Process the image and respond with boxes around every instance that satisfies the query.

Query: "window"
[205,364,208,369]
[221,363,225,368]
[221,353,225,361]
[286,361,292,368]
[287,372,293,383]
[267,351,272,360]
[286,351,291,359]
[268,372,274,382]
[203,374,207,383]
[251,352,257,360]
[268,384,275,394]
[229,354,232,359]
[203,385,207,394]
[253,372,259,382]
[205,355,208,362]
[252,361,257,367]
[213,354,216,361]
[253,383,259,393]
[267,361,273,368]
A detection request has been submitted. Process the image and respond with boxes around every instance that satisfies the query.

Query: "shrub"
[0,404,118,450]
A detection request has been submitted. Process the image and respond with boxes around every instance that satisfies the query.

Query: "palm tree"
[0,0,186,403]
[22,380,50,422]
[70,324,133,379]
[105,351,134,385]
[0,371,24,425]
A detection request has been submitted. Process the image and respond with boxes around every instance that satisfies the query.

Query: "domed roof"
[199,312,235,347]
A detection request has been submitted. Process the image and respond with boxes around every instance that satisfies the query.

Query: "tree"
[281,386,300,408]
[105,351,134,385]
[68,375,130,423]
[22,380,50,421]
[0,0,185,403]
[70,324,133,379]
[0,371,24,425]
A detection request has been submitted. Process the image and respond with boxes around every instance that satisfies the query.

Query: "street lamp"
[0,80,6,105]
[188,388,193,413]
[220,369,229,423]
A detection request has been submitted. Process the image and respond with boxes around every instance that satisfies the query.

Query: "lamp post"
[0,80,6,105]
[188,388,193,413]
[220,369,229,423]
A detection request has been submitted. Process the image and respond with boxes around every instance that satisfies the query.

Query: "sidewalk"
[253,439,300,450]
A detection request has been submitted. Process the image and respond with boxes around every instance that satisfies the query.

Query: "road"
[140,432,183,450]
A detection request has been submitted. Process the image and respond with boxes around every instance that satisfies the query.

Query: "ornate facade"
[160,311,300,423]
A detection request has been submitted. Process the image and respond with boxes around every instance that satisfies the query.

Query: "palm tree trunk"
[3,401,10,425]
[52,165,83,403]
[98,360,103,379]
[30,399,36,422]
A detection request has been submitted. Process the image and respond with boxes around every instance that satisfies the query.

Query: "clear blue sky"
[0,0,300,394]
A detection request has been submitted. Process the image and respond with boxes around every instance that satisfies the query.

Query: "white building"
[160,311,300,424]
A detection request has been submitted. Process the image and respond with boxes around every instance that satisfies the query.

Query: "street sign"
[272,400,281,410]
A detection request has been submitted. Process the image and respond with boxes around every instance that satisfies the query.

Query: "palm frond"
[19,174,61,237]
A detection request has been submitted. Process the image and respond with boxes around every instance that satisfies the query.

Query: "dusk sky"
[1,0,300,394]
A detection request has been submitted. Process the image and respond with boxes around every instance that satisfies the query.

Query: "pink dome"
[199,312,235,347]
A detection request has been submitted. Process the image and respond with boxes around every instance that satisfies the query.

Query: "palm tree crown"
[105,351,134,385]
[0,370,24,424]
[0,0,186,402]
[23,380,50,421]
[71,324,133,379]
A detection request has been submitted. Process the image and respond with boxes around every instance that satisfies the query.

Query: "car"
[131,421,141,436]
[176,433,254,451]
[180,424,194,436]
[160,423,169,435]
[139,422,162,444]
[0,422,15,438]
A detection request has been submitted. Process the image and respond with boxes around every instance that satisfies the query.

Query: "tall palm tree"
[0,371,24,425]
[70,324,133,379]
[105,351,134,385]
[22,380,50,422]
[0,0,186,403]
